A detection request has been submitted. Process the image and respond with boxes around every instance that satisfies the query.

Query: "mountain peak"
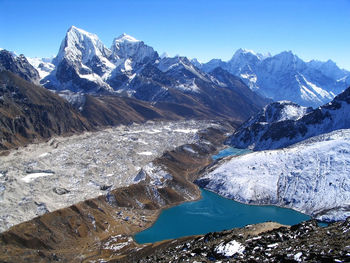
[0,49,40,84]
[111,33,157,65]
[53,26,111,66]
[114,33,139,43]
[67,26,98,40]
[235,48,257,55]
[230,48,264,63]
[277,50,296,58]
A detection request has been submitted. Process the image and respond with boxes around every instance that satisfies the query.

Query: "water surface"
[212,147,251,160]
[135,189,310,244]
[135,147,310,244]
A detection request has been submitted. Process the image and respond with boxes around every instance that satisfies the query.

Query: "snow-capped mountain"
[34,26,269,121]
[227,86,350,150]
[30,26,349,112]
[308,59,348,80]
[197,49,349,107]
[111,33,158,66]
[0,50,40,84]
[42,26,114,93]
[27,57,54,79]
[198,128,350,222]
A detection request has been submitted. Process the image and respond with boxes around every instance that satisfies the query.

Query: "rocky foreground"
[133,218,350,263]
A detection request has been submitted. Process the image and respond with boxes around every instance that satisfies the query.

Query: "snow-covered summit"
[27,57,54,79]
[157,56,210,90]
[53,26,112,66]
[42,26,116,93]
[114,33,139,43]
[230,48,264,61]
[255,101,311,123]
[308,59,349,80]
[111,33,158,65]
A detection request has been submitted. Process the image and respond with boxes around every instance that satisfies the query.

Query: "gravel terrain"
[0,120,216,232]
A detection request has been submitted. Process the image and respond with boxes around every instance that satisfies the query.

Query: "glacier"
[198,129,350,222]
[0,120,215,232]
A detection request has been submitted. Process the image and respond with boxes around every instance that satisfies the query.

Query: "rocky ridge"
[0,70,92,151]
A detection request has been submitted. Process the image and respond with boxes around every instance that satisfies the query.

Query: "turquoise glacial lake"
[134,147,311,244]
[211,147,252,160]
[134,189,310,244]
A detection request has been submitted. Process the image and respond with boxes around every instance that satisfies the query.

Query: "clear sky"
[1,0,349,70]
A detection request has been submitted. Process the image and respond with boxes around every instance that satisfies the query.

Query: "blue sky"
[1,0,349,69]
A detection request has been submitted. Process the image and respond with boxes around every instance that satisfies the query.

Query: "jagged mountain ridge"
[36,26,269,122]
[227,86,350,150]
[1,44,266,151]
[36,26,349,109]
[196,49,350,107]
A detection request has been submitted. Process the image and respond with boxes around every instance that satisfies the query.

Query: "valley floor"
[0,120,217,232]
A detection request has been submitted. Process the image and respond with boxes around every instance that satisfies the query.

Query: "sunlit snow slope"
[198,129,350,222]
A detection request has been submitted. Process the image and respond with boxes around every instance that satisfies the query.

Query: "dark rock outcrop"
[0,50,40,84]
[133,219,350,262]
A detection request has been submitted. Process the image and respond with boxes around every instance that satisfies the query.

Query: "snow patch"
[21,172,54,183]
[174,128,198,134]
[137,151,153,156]
[215,240,245,256]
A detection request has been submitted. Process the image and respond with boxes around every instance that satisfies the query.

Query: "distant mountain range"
[1,25,349,149]
[194,49,350,107]
[227,85,350,150]
[0,43,268,150]
[24,26,349,109]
